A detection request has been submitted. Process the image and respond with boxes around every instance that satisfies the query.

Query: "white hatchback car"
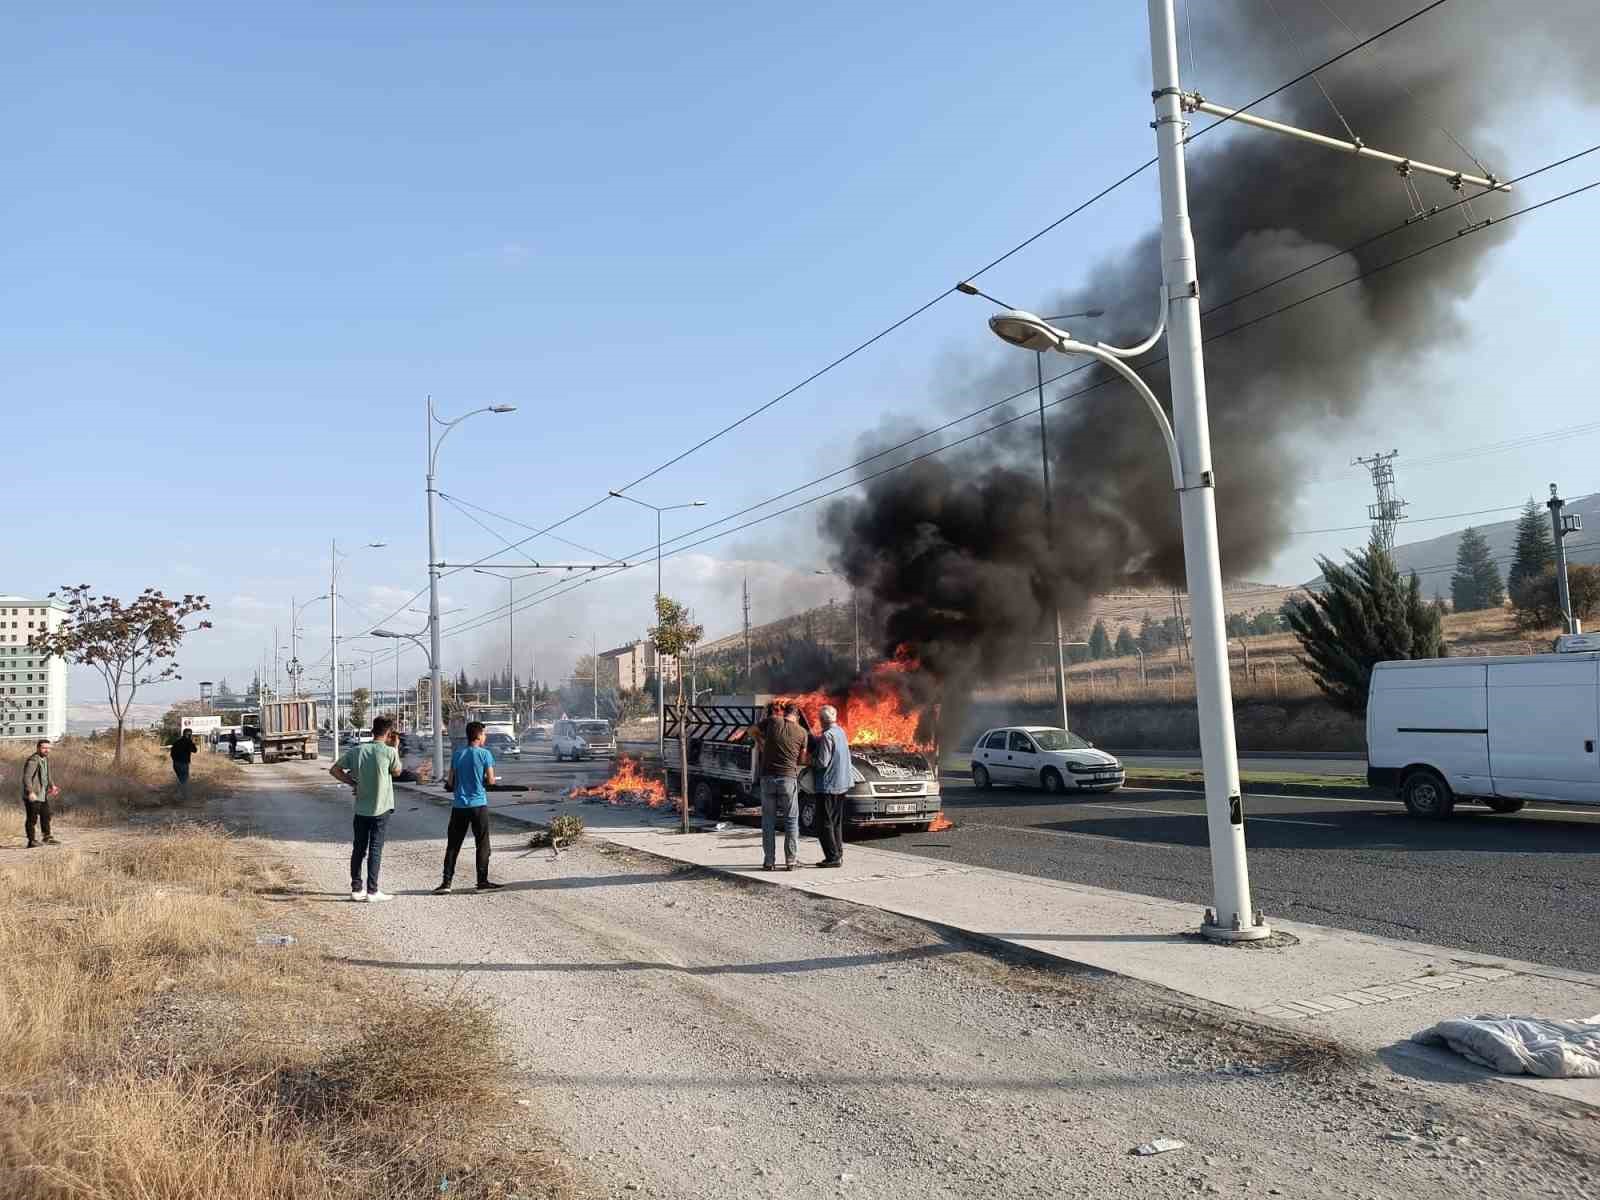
[970,726,1124,794]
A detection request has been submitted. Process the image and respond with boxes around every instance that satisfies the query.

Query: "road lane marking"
[1117,786,1600,821]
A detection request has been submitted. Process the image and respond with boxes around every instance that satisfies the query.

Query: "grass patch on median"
[0,822,577,1200]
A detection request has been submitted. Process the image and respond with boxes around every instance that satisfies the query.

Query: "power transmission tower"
[1353,450,1408,551]
[742,575,752,685]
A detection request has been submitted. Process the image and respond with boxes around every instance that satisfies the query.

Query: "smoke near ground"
[821,1,1600,725]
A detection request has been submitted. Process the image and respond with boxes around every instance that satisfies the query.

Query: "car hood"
[1045,748,1121,768]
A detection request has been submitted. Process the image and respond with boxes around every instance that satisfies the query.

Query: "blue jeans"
[351,812,390,893]
[760,776,799,865]
[172,759,190,801]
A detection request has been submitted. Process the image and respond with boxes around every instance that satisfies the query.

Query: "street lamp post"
[290,594,327,698]
[474,568,547,730]
[608,491,706,758]
[569,631,599,719]
[330,541,386,745]
[426,396,517,780]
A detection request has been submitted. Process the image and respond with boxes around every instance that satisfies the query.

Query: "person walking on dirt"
[228,730,237,757]
[755,700,808,871]
[170,730,197,802]
[435,720,502,894]
[329,716,402,902]
[811,704,851,868]
[20,739,60,848]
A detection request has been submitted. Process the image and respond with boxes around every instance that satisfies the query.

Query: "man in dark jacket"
[21,739,60,847]
[753,701,808,871]
[170,730,197,801]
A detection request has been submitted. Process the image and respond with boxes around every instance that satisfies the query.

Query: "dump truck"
[242,699,320,763]
[662,694,943,834]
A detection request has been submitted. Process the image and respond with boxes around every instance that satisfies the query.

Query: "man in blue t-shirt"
[434,720,501,894]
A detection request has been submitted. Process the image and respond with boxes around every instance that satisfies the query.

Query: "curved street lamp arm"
[1058,339,1184,490]
[1092,287,1167,360]
[429,406,498,476]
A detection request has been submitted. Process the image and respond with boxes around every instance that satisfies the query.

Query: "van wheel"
[1401,770,1455,818]
[799,795,818,836]
[972,764,992,790]
[1484,797,1526,814]
[1040,767,1065,796]
[692,779,720,819]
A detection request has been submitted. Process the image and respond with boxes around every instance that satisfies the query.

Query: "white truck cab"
[1366,638,1600,817]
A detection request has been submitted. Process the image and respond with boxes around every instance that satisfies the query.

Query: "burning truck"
[662,688,943,835]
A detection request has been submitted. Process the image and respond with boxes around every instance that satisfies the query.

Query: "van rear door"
[1487,657,1600,804]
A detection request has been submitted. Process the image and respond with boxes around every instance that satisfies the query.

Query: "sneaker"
[784,861,796,872]
[432,882,453,895]
[760,862,776,871]
[42,836,59,845]
[25,841,38,849]
[819,859,843,869]
[365,891,394,903]
[475,880,503,891]
[350,890,367,902]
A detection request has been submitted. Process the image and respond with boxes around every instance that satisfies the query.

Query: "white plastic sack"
[1413,1014,1600,1079]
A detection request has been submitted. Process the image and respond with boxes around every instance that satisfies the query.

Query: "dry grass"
[0,822,574,1200]
[0,734,242,825]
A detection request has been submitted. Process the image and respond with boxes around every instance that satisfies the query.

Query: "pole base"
[1199,915,1274,943]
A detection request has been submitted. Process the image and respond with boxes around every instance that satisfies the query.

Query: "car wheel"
[1484,797,1526,814]
[1401,769,1454,819]
[1040,767,1065,795]
[799,795,818,836]
[692,779,720,819]
[972,764,991,790]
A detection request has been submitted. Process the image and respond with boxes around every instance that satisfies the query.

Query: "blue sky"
[7,2,1599,711]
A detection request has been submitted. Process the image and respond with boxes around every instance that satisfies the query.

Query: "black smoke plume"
[821,1,1600,731]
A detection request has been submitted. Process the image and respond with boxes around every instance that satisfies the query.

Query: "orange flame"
[570,755,669,808]
[926,812,954,832]
[781,648,936,752]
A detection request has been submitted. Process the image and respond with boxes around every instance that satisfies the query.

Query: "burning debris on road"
[569,756,669,808]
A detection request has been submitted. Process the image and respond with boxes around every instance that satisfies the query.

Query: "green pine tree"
[1113,624,1138,656]
[1283,538,1447,716]
[1507,498,1554,606]
[1449,526,1504,612]
[1087,618,1111,660]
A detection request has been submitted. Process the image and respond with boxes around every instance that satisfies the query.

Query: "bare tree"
[29,585,211,764]
[649,595,704,834]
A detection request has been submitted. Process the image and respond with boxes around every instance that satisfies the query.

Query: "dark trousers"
[817,792,846,864]
[23,800,51,844]
[443,805,491,885]
[350,812,390,893]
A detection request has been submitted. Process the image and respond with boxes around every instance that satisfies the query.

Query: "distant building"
[598,640,678,693]
[0,595,68,743]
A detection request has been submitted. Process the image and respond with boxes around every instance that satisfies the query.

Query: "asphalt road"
[891,780,1600,969]
[399,741,1597,970]
[1119,753,1365,777]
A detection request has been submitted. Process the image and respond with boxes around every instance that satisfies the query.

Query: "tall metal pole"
[657,507,665,760]
[329,540,339,748]
[507,577,515,727]
[1036,350,1071,734]
[426,398,445,781]
[593,630,599,719]
[1148,0,1265,940]
[1549,483,1581,635]
[852,588,860,673]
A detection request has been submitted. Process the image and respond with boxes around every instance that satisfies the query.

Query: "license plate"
[885,803,916,814]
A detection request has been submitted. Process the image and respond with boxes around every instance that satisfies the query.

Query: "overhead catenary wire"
[436,163,1600,645]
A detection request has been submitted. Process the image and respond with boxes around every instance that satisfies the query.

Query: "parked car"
[970,726,1124,794]
[486,731,522,760]
[1367,635,1600,817]
[523,721,554,743]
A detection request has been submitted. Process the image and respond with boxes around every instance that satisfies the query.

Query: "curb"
[1123,775,1383,801]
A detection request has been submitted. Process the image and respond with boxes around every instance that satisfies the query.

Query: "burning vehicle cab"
[970,726,1124,794]
[663,689,945,835]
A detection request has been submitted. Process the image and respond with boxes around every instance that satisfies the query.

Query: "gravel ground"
[215,766,1600,1200]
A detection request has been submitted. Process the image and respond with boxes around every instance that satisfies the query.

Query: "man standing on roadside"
[435,720,502,894]
[20,739,60,848]
[170,729,197,802]
[755,700,808,871]
[811,704,851,868]
[330,716,401,903]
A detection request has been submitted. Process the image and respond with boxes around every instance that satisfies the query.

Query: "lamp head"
[988,310,1069,354]
[489,404,517,414]
[371,628,398,639]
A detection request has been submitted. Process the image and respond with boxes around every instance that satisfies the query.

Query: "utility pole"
[1353,449,1408,551]
[1549,483,1585,635]
[742,575,752,686]
[1148,0,1264,940]
[329,540,338,744]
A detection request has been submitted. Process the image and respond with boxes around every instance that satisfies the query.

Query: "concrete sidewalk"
[399,777,1600,1107]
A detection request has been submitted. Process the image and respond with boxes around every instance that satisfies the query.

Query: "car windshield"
[577,723,610,737]
[1029,729,1092,752]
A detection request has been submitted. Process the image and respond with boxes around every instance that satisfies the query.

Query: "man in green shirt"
[330,716,402,902]
[20,738,60,848]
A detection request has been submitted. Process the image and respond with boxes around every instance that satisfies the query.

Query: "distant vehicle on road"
[523,721,554,743]
[970,726,1124,794]
[486,731,521,760]
[1367,635,1600,817]
[552,718,614,761]
[248,700,319,763]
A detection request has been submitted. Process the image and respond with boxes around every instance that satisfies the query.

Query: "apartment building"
[598,639,678,693]
[0,596,68,742]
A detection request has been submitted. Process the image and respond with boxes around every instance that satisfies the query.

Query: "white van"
[1367,635,1600,817]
